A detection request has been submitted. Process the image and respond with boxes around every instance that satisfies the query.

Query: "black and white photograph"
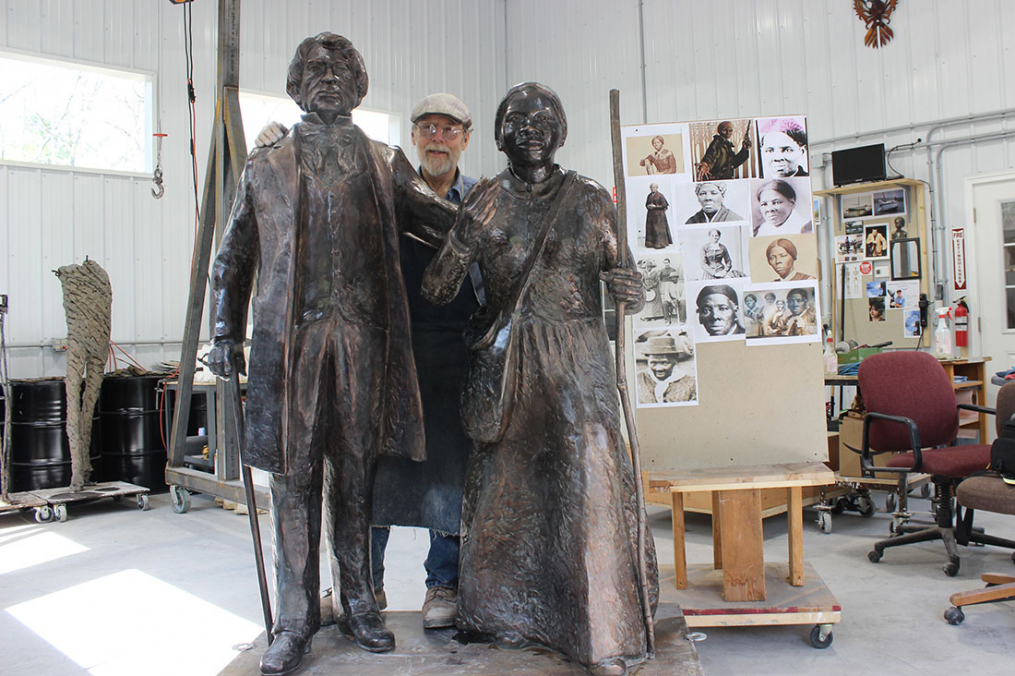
[749,233,818,283]
[633,328,698,408]
[622,124,690,178]
[864,223,889,259]
[750,176,813,236]
[682,180,749,225]
[744,282,821,344]
[626,179,677,253]
[682,224,749,281]
[686,279,748,343]
[873,188,906,216]
[634,253,686,327]
[841,193,874,220]
[689,118,758,181]
[756,116,808,178]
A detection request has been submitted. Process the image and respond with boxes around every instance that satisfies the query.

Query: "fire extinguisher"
[954,297,969,348]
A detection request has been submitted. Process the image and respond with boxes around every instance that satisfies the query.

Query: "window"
[238,90,400,152]
[0,51,153,173]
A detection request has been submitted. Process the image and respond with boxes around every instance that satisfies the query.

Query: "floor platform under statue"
[218,606,703,676]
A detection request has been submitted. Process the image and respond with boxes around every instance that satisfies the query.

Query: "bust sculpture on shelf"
[422,82,658,676]
[205,32,457,676]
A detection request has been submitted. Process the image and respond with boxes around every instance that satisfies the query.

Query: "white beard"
[418,142,459,178]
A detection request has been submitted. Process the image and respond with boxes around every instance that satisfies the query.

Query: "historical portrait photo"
[757,116,808,179]
[687,279,747,343]
[682,224,748,281]
[750,177,813,236]
[689,118,758,181]
[634,253,686,327]
[624,125,688,177]
[683,180,749,225]
[744,282,820,344]
[864,223,889,259]
[626,178,676,253]
[873,188,906,216]
[634,328,698,408]
[749,233,818,283]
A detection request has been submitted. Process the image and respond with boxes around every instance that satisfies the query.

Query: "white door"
[966,172,1015,416]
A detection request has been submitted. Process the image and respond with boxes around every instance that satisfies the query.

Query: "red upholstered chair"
[857,351,1000,576]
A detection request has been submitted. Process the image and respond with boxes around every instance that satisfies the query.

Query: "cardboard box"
[836,414,897,478]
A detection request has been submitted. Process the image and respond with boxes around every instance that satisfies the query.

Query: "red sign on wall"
[859,260,872,275]
[952,228,967,290]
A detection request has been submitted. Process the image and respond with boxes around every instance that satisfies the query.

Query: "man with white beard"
[258,94,480,630]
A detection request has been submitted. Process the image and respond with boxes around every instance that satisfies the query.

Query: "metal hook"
[151,166,165,199]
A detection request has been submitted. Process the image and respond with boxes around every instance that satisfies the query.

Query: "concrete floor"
[1,489,1013,676]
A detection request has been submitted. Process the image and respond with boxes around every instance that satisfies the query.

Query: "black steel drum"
[98,375,168,493]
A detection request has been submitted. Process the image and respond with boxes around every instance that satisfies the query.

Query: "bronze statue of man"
[206,32,456,676]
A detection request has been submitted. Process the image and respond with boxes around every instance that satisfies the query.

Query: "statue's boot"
[259,631,312,676]
[341,597,395,653]
[587,657,627,676]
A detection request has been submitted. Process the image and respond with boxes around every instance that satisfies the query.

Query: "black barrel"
[1,378,102,492]
[98,375,168,493]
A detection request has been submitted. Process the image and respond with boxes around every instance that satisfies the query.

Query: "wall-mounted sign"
[952,228,967,290]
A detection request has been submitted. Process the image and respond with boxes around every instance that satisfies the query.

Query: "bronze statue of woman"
[422,82,658,676]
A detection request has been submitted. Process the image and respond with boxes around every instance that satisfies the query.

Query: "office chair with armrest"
[857,351,1013,576]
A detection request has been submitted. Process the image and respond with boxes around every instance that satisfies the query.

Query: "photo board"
[620,116,827,471]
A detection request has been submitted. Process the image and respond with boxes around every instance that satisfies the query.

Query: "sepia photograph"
[682,224,749,282]
[749,233,818,283]
[689,118,757,181]
[633,253,687,327]
[743,282,820,345]
[623,125,689,178]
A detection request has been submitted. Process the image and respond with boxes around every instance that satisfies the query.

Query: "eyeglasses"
[414,122,464,140]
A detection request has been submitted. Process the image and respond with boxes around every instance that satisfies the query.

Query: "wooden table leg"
[711,491,723,570]
[671,491,687,589]
[718,488,766,602]
[787,485,804,586]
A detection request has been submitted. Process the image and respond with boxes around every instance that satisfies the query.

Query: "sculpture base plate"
[218,609,702,675]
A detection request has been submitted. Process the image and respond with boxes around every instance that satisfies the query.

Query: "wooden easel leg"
[671,491,687,589]
[950,581,1015,608]
[788,486,804,586]
[711,491,723,570]
[718,489,766,602]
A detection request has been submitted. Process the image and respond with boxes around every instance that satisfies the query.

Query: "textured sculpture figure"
[423,82,658,676]
[206,32,458,676]
[55,259,111,492]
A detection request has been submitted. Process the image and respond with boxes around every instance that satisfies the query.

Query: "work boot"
[259,631,312,676]
[343,610,395,653]
[320,587,386,627]
[421,585,457,629]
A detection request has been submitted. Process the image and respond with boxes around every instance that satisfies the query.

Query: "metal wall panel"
[4,0,1014,378]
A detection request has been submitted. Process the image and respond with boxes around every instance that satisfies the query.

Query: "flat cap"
[411,93,472,129]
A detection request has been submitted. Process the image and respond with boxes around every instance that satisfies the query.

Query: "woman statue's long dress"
[423,83,657,676]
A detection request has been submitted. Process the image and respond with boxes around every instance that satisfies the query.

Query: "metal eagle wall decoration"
[854,0,899,48]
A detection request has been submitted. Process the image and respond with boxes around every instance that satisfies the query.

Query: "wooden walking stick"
[609,88,655,655]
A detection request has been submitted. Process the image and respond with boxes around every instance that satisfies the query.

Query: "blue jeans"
[371,526,459,590]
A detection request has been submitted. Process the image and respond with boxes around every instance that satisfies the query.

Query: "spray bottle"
[934,307,953,357]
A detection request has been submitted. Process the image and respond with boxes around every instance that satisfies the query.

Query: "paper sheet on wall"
[843,263,863,299]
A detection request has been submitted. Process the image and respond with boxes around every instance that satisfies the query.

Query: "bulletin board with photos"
[620,116,827,471]
[814,178,929,348]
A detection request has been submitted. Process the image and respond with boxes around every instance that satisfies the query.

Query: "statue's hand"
[602,268,644,308]
[461,180,500,232]
[206,339,246,379]
[255,121,288,148]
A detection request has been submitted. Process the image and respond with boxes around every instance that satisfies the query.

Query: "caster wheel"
[54,504,68,522]
[34,506,54,523]
[944,607,964,625]
[809,625,833,649]
[868,549,882,563]
[921,484,932,499]
[856,494,876,518]
[112,494,124,503]
[943,561,960,577]
[831,498,846,515]
[170,486,191,514]
[818,511,832,534]
[137,494,150,511]
[885,493,897,513]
